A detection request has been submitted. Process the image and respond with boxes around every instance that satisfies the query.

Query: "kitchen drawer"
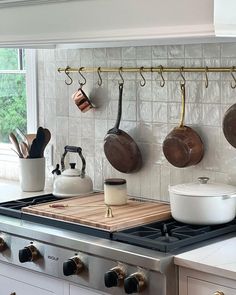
[179,267,236,295]
[188,277,236,295]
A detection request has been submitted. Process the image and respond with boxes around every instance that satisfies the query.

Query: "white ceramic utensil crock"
[53,146,93,197]
[169,177,236,225]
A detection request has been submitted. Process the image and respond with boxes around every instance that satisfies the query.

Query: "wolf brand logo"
[48,255,59,261]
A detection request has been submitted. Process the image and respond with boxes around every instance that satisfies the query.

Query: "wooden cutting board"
[22,193,171,231]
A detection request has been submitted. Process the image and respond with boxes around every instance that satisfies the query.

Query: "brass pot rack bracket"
[58,66,236,89]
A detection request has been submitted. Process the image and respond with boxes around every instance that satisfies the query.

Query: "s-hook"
[118,67,124,85]
[64,66,73,85]
[230,66,236,89]
[78,67,87,87]
[97,67,103,86]
[159,65,165,87]
[179,67,186,86]
[139,67,146,87]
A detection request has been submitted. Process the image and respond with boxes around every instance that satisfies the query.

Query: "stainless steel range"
[0,194,235,295]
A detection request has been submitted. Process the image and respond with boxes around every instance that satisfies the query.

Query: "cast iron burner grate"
[113,219,236,252]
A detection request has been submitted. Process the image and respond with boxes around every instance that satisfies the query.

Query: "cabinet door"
[70,284,109,295]
[0,274,53,295]
[0,261,64,295]
[188,277,236,295]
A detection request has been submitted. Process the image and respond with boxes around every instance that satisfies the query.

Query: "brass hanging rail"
[58,66,236,88]
[58,66,236,74]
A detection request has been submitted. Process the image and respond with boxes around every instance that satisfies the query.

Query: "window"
[0,49,37,144]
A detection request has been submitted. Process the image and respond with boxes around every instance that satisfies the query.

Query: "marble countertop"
[0,178,51,202]
[175,236,236,280]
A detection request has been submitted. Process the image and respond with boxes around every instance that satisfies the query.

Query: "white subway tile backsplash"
[202,80,220,103]
[168,45,184,58]
[153,102,168,123]
[185,44,202,58]
[202,104,220,126]
[152,45,167,59]
[203,43,221,58]
[36,42,236,202]
[122,47,136,59]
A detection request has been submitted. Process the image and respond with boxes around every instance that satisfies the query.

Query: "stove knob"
[0,237,7,252]
[124,272,146,294]
[104,266,126,288]
[63,256,84,276]
[19,244,39,263]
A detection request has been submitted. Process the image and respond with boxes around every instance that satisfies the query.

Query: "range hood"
[0,0,234,48]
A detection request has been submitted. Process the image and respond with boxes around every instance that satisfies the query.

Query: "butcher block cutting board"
[22,193,171,231]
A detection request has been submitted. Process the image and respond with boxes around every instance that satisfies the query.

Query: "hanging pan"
[162,82,204,168]
[104,82,142,173]
[222,68,236,148]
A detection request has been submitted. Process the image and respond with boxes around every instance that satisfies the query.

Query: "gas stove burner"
[113,218,236,252]
[155,235,180,243]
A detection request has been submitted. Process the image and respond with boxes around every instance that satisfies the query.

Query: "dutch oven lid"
[169,177,236,197]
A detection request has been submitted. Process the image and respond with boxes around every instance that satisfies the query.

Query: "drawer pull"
[214,292,224,295]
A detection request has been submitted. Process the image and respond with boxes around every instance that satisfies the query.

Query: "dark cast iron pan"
[162,83,204,168]
[104,83,142,173]
[223,103,236,148]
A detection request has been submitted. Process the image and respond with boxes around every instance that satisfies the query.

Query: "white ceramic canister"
[104,178,127,205]
[19,157,45,192]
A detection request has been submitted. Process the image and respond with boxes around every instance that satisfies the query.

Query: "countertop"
[174,236,236,280]
[0,178,50,202]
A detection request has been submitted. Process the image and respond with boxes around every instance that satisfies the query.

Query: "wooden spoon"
[19,141,29,158]
[9,132,23,158]
[40,128,51,157]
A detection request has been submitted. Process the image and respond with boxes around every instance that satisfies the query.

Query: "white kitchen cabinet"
[179,267,236,295]
[0,261,65,295]
[0,0,215,47]
[70,284,110,295]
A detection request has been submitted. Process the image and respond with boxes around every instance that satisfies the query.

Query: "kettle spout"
[52,164,61,176]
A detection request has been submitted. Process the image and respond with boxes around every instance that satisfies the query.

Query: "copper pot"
[162,83,204,168]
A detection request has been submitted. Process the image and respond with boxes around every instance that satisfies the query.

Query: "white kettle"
[52,146,93,197]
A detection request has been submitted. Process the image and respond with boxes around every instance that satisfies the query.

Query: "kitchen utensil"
[19,141,29,158]
[162,83,204,167]
[222,103,236,148]
[15,128,27,143]
[49,203,114,218]
[104,83,142,173]
[25,133,36,148]
[40,128,51,157]
[72,88,94,112]
[52,145,93,197]
[9,132,23,158]
[169,177,236,225]
[29,127,45,158]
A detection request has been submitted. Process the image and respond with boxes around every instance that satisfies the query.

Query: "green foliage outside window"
[0,49,26,143]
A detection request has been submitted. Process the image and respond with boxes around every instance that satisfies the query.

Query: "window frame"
[0,49,38,157]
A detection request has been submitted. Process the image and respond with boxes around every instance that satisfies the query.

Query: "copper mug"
[72,88,94,113]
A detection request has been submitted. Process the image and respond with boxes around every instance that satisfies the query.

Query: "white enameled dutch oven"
[169,177,236,225]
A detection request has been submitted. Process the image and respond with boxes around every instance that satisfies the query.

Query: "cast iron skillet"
[104,83,142,173]
[223,103,236,148]
[162,83,204,168]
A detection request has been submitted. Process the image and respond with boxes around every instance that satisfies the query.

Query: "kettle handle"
[61,145,86,178]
